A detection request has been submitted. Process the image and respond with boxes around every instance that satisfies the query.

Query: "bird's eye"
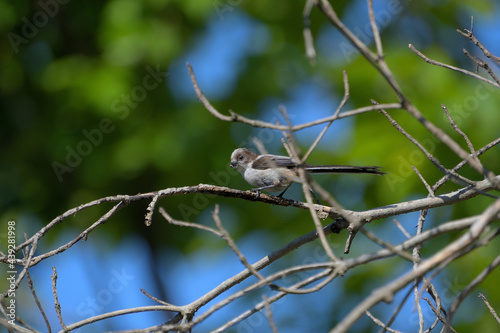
[238,155,244,160]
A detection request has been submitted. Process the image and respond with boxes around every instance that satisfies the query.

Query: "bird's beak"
[230,161,237,168]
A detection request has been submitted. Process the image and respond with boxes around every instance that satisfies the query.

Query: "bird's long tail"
[304,165,385,175]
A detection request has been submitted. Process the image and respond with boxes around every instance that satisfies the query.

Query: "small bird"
[230,148,384,197]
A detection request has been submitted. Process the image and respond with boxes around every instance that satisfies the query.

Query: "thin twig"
[422,297,457,333]
[456,17,500,66]
[478,293,500,325]
[271,268,338,295]
[365,311,402,333]
[367,0,384,58]
[378,284,416,333]
[303,70,350,162]
[376,102,476,188]
[412,166,434,197]
[278,105,301,157]
[278,118,339,262]
[186,62,400,132]
[444,253,500,332]
[301,166,338,262]
[252,137,268,155]
[431,137,500,194]
[159,206,222,237]
[462,48,500,85]
[303,0,317,64]
[140,288,175,306]
[411,165,434,333]
[145,194,160,226]
[315,0,404,98]
[51,267,67,332]
[441,104,477,160]
[359,227,414,262]
[210,268,333,333]
[393,219,411,239]
[212,204,267,282]
[263,295,279,333]
[409,44,500,89]
[27,270,51,333]
[20,202,127,268]
[60,305,182,332]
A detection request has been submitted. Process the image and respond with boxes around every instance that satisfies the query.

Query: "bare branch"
[263,295,279,333]
[441,104,477,159]
[144,194,159,226]
[51,267,67,332]
[365,311,402,333]
[456,17,500,67]
[367,0,384,58]
[21,202,127,267]
[412,166,434,197]
[431,137,500,193]
[315,0,404,99]
[330,199,500,333]
[444,253,500,332]
[303,70,350,162]
[210,268,333,332]
[27,270,51,333]
[159,206,222,237]
[359,227,414,262]
[377,102,476,188]
[187,62,400,132]
[409,44,500,89]
[60,305,181,332]
[393,219,411,239]
[422,297,456,333]
[212,204,267,282]
[303,0,317,64]
[478,293,500,325]
[462,48,500,85]
[139,288,175,307]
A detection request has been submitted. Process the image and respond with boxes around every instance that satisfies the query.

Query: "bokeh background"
[1,0,500,332]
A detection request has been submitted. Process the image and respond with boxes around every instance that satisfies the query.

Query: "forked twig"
[409,44,500,89]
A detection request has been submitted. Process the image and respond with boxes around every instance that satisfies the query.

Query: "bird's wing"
[252,154,298,170]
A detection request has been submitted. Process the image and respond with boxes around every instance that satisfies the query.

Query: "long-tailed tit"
[230,148,384,197]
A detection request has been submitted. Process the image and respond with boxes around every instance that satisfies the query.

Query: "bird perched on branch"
[230,148,384,198]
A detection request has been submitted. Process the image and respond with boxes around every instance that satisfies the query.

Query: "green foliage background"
[1,0,499,331]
